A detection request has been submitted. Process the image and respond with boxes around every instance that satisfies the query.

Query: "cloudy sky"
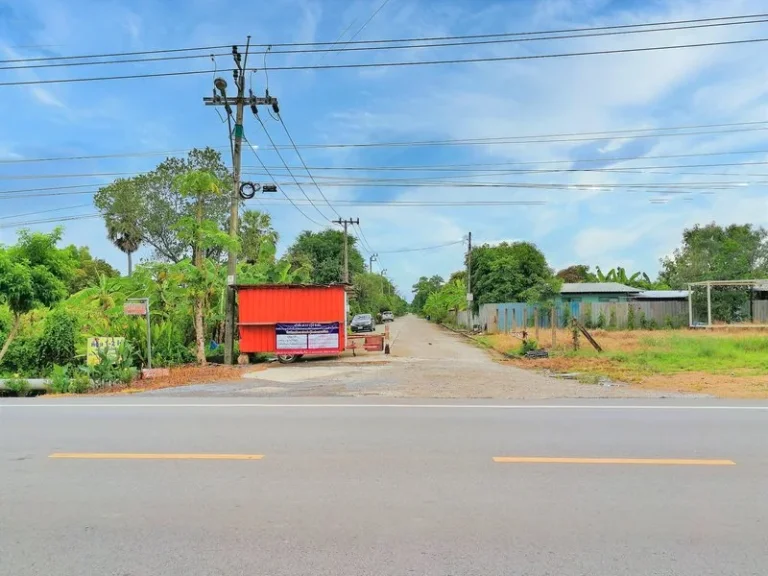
[1,0,767,297]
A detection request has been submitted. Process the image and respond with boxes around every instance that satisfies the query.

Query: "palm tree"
[105,214,142,276]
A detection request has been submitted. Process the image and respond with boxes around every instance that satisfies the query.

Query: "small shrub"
[627,306,636,330]
[5,376,31,397]
[649,319,659,330]
[582,303,594,329]
[519,339,538,355]
[609,308,617,330]
[639,310,649,330]
[48,364,71,394]
[612,352,629,363]
[596,310,606,329]
[68,373,91,394]
[562,307,572,328]
[81,340,136,388]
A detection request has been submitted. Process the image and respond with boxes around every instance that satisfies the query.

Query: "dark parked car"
[350,313,376,332]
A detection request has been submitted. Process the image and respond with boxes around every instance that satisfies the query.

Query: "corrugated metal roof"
[560,282,640,294]
[634,290,689,299]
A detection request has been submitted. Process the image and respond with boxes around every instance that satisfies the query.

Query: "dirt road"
[146,315,685,398]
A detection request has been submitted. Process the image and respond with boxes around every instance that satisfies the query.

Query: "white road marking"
[2,403,768,410]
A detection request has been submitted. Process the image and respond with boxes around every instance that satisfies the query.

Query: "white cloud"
[30,86,65,108]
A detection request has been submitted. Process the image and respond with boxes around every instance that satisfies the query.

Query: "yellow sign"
[86,337,125,366]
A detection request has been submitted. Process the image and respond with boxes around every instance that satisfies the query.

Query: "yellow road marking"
[49,453,264,460]
[493,457,735,466]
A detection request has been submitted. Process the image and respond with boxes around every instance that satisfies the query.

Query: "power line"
[275,113,341,218]
[0,213,100,229]
[333,0,394,54]
[3,122,767,165]
[242,134,326,227]
[0,51,232,72]
[5,11,763,64]
[4,36,768,86]
[0,203,93,221]
[253,115,333,222]
[378,239,465,254]
[354,222,376,253]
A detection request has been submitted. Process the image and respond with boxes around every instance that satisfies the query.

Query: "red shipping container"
[236,284,348,355]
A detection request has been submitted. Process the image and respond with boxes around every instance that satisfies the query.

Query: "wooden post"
[551,307,556,347]
[504,308,509,334]
[534,307,540,342]
[523,308,528,332]
[706,282,712,327]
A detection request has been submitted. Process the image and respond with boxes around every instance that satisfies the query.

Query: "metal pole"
[343,220,349,283]
[687,283,693,327]
[706,282,712,327]
[145,298,152,370]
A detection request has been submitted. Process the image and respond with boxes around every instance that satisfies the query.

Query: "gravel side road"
[144,315,683,399]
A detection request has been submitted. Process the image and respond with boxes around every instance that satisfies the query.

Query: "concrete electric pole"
[203,37,280,364]
[333,218,359,283]
[369,253,378,273]
[466,232,473,323]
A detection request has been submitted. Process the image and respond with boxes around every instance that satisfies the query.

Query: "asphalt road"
[2,398,767,575]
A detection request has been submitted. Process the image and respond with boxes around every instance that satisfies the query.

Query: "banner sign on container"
[275,322,340,354]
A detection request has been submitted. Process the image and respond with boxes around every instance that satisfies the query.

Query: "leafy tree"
[94,178,143,275]
[240,209,279,265]
[349,272,408,317]
[423,278,467,323]
[0,229,71,365]
[65,245,120,293]
[94,148,231,264]
[556,264,593,283]
[174,170,237,365]
[468,242,555,309]
[660,223,768,287]
[411,275,444,314]
[287,229,364,284]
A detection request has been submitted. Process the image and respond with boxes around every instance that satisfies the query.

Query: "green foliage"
[80,340,137,388]
[411,275,444,315]
[660,223,768,288]
[37,308,78,369]
[287,229,365,284]
[95,148,231,263]
[240,210,279,265]
[64,246,120,293]
[562,307,572,328]
[94,178,143,274]
[582,303,593,328]
[4,376,31,396]
[627,305,636,330]
[608,308,617,329]
[48,364,71,394]
[596,309,606,329]
[422,278,466,323]
[468,241,556,310]
[519,339,538,355]
[639,310,648,329]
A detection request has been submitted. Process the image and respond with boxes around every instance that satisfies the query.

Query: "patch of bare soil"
[113,364,262,394]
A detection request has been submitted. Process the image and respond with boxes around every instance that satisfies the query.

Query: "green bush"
[68,373,91,394]
[582,303,594,329]
[609,308,617,330]
[596,310,606,329]
[562,307,572,328]
[48,364,71,394]
[639,310,649,330]
[37,308,78,369]
[518,339,539,355]
[5,376,31,396]
[627,306,636,330]
[1,335,41,376]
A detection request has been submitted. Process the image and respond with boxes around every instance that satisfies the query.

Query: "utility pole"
[333,218,359,283]
[369,253,378,273]
[466,232,473,329]
[204,37,280,364]
[380,269,388,295]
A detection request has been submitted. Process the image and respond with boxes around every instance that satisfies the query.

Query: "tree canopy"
[660,223,768,288]
[287,229,365,284]
[411,275,444,314]
[468,242,558,308]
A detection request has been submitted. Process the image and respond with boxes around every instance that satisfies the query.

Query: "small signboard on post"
[123,301,147,316]
[124,297,152,370]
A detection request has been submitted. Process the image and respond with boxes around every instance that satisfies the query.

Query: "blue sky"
[1,0,768,296]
